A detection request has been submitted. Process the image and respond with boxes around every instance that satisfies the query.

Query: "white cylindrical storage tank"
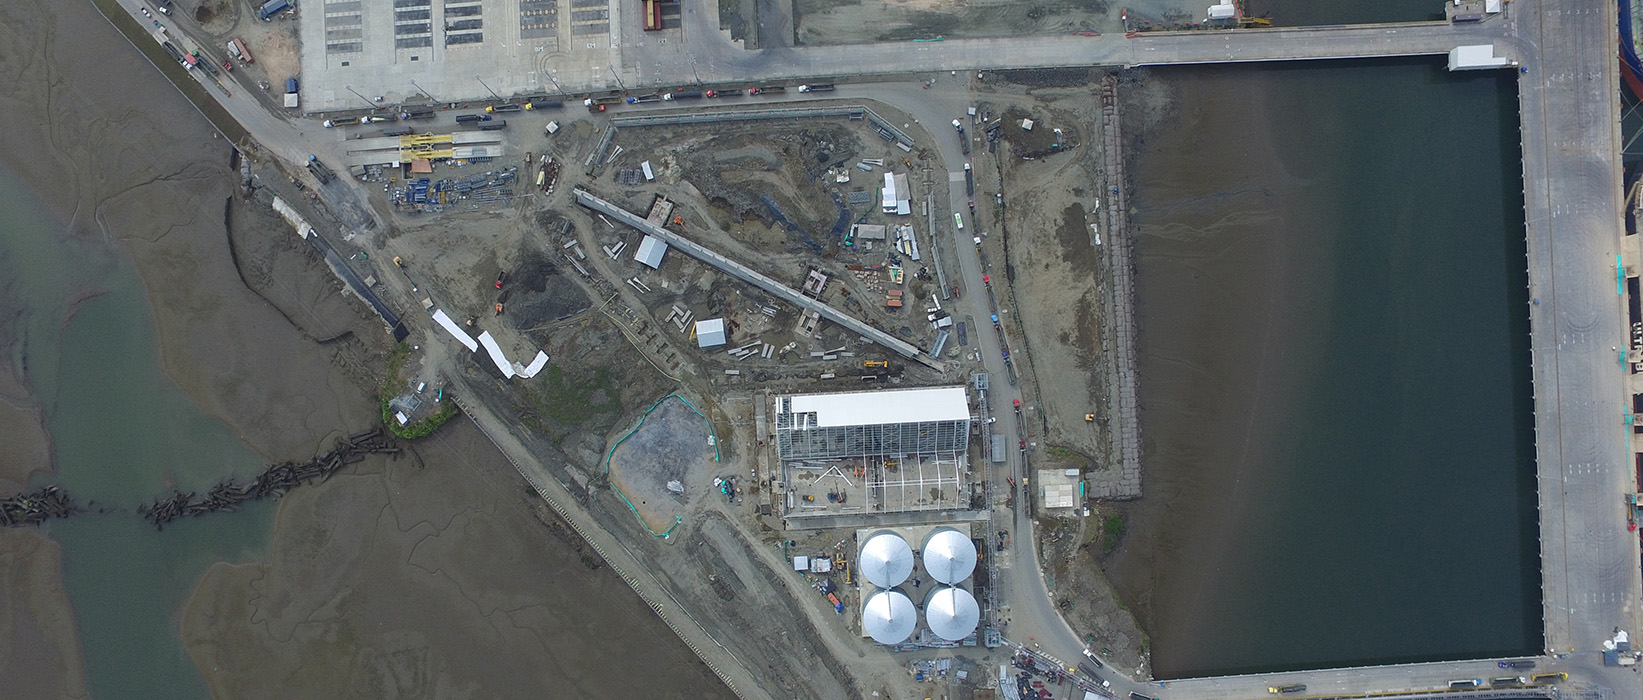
[862,589,917,645]
[924,585,980,642]
[859,531,914,589]
[922,528,977,585]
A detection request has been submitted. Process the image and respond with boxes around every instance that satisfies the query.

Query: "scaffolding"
[776,415,969,460]
[776,388,973,518]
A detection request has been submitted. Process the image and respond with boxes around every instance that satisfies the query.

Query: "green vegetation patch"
[384,400,459,439]
[1099,513,1125,555]
[378,342,459,439]
[530,365,619,428]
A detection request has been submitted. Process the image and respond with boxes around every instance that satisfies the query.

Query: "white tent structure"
[924,586,980,642]
[859,532,914,589]
[922,528,977,585]
[862,589,917,645]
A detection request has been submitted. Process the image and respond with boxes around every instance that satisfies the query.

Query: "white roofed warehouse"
[774,386,974,526]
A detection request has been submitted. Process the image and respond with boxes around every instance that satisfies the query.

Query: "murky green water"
[1116,57,1537,678]
[1246,0,1450,26]
[0,167,272,699]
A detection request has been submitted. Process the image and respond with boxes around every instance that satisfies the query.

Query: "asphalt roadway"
[96,1,1641,698]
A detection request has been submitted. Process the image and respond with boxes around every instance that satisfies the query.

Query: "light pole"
[545,70,567,97]
[344,85,377,109]
[409,78,437,103]
[474,74,503,101]
[608,65,627,93]
[689,57,702,85]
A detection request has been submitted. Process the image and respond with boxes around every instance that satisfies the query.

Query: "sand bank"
[1105,67,1311,677]
[1,0,730,695]
[183,418,735,700]
[0,530,87,700]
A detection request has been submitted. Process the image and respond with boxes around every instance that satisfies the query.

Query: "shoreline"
[1,1,747,696]
[1105,65,1306,678]
[1107,58,1540,678]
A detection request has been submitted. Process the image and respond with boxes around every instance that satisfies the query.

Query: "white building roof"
[695,318,727,348]
[852,224,887,241]
[923,528,977,585]
[634,235,669,269]
[1448,44,1510,71]
[788,386,969,428]
[924,586,979,642]
[862,590,917,645]
[1040,469,1078,509]
[859,531,914,588]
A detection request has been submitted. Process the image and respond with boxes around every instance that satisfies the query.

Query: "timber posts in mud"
[138,427,400,529]
[0,427,400,530]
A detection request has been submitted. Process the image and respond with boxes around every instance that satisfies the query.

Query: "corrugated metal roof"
[924,586,979,641]
[859,532,913,588]
[634,235,668,269]
[923,529,976,585]
[787,386,968,428]
[862,590,916,645]
[695,318,727,348]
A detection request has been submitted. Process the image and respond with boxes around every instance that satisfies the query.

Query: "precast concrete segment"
[573,188,932,364]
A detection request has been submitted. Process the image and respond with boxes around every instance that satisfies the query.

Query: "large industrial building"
[774,386,974,524]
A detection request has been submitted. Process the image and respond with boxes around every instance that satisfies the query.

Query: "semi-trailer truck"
[227,38,254,64]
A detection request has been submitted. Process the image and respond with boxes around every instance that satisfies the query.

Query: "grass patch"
[1099,514,1124,555]
[384,399,458,439]
[530,365,619,428]
[378,342,459,439]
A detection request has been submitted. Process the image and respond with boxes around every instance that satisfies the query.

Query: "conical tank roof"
[922,528,977,584]
[859,531,914,588]
[924,586,980,642]
[862,589,917,645]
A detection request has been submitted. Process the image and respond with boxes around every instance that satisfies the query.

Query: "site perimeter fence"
[611,104,915,148]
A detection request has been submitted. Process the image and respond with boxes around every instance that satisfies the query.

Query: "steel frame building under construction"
[775,386,973,521]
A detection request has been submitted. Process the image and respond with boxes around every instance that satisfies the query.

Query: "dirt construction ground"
[962,67,1150,675]
[606,394,720,534]
[977,69,1123,487]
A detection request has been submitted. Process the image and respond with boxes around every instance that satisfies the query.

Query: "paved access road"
[615,8,1512,97]
[1511,1,1643,697]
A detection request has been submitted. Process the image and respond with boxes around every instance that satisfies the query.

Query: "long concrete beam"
[573,188,931,365]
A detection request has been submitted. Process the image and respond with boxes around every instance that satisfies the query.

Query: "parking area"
[298,0,622,111]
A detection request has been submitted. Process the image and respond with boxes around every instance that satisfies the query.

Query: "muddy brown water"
[1110,58,1538,677]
